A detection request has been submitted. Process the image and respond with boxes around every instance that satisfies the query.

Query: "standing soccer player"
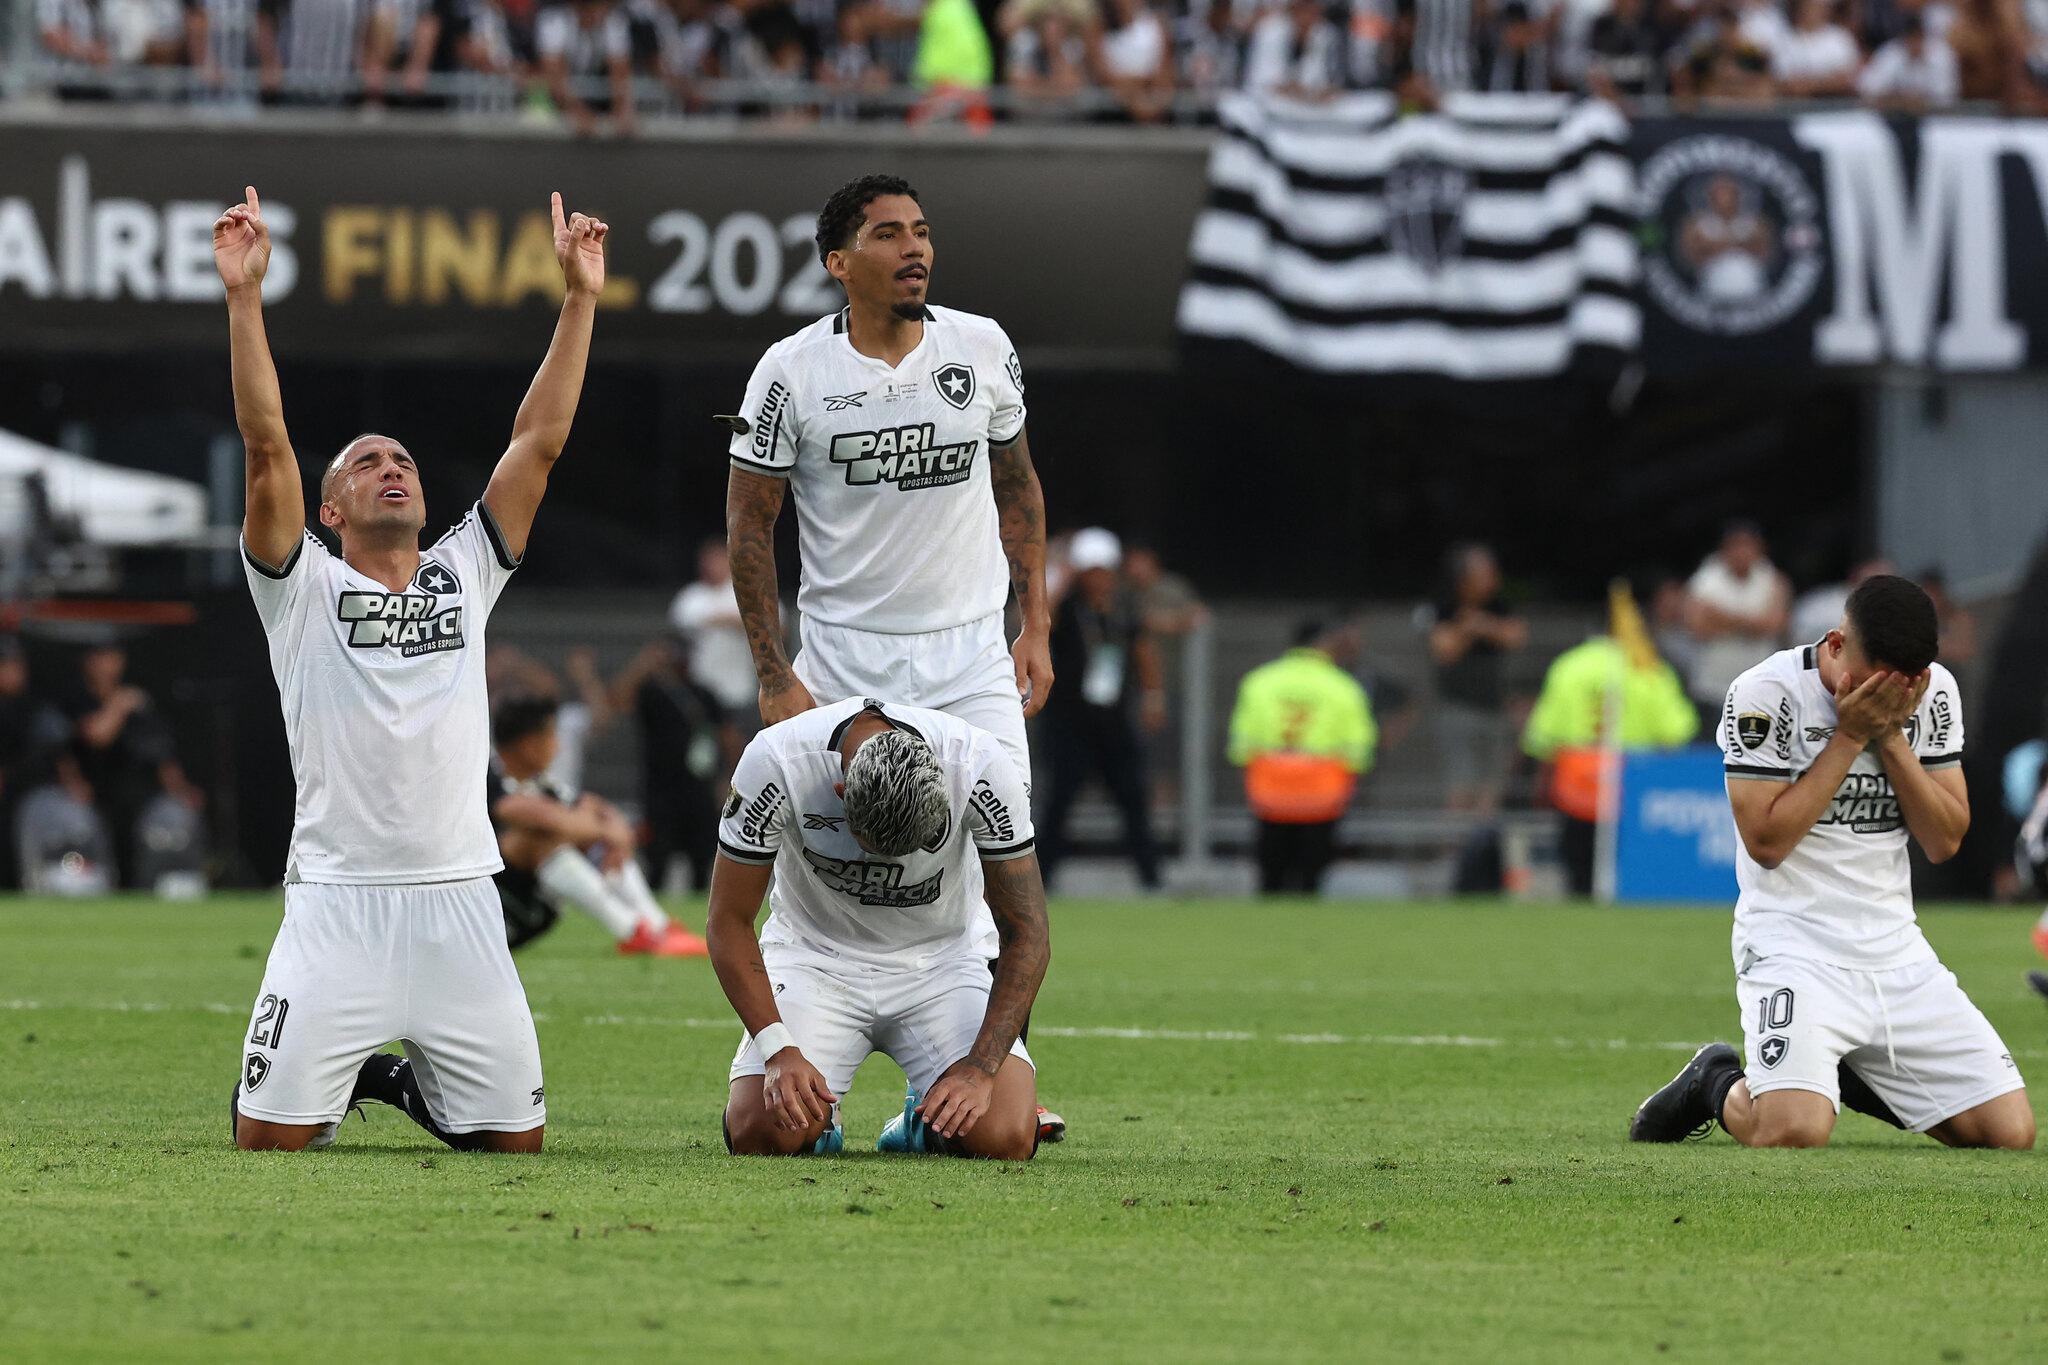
[219,185,609,1153]
[1628,576,2033,1150]
[721,174,1064,1140]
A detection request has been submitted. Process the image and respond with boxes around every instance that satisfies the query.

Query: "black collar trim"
[827,699,925,751]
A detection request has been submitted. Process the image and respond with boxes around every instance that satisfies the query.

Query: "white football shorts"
[728,941,1034,1098]
[1737,952,2023,1132]
[234,877,546,1133]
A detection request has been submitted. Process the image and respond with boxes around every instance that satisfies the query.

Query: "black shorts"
[496,867,559,950]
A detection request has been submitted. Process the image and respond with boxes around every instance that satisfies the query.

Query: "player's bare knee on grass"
[474,1127,544,1154]
[234,1117,327,1152]
[1741,1092,1837,1148]
[1935,1093,2035,1150]
[724,1080,828,1156]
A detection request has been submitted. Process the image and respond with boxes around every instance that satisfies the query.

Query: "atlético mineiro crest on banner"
[932,363,975,410]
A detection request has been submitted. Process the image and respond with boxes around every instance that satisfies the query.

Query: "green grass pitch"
[4,895,2047,1361]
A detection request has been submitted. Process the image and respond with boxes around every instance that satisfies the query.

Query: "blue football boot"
[875,1084,935,1154]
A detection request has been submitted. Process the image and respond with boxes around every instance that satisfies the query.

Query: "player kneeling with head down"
[710,698,1047,1158]
[489,694,708,957]
[1631,575,2033,1150]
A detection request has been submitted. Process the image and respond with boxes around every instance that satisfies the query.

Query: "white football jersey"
[243,502,519,885]
[1722,643,1965,970]
[717,696,1036,967]
[727,304,1027,635]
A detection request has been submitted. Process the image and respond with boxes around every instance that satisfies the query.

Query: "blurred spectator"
[1410,0,1478,93]
[1858,9,1960,103]
[272,0,371,103]
[1646,571,1699,695]
[1477,0,1557,91]
[1097,0,1176,120]
[1124,541,1208,638]
[1771,0,1862,95]
[1228,618,1377,896]
[537,0,636,132]
[830,0,926,93]
[184,0,284,96]
[1176,0,1247,96]
[1242,0,1346,96]
[1920,568,1980,666]
[1584,0,1671,101]
[1948,0,2026,102]
[1036,528,1167,892]
[618,634,733,891]
[1789,556,1891,645]
[64,644,203,889]
[1425,542,1528,813]
[1683,519,1790,722]
[1521,584,1698,896]
[1004,0,1094,104]
[453,0,529,108]
[911,0,995,123]
[361,0,457,105]
[38,0,117,80]
[669,537,758,730]
[0,640,76,890]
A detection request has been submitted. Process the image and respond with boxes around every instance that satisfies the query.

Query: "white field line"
[9,997,2048,1062]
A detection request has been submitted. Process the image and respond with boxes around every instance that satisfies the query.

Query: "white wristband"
[753,1022,796,1060]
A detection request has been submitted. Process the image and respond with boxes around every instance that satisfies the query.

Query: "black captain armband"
[714,414,751,436]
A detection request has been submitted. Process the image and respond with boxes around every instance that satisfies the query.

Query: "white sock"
[607,858,671,932]
[537,846,642,942]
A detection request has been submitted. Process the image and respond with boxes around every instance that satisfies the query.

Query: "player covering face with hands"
[1631,575,2032,1151]
[221,186,608,1153]
[709,698,1049,1159]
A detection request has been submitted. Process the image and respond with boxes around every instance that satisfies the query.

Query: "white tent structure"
[0,426,209,546]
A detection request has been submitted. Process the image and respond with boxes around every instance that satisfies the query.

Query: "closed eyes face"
[320,437,425,535]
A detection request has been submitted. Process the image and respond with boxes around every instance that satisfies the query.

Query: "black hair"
[815,174,921,267]
[1294,619,1327,647]
[1844,574,1938,675]
[492,694,559,748]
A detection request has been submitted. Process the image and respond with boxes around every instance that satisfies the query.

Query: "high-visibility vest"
[1245,752,1357,825]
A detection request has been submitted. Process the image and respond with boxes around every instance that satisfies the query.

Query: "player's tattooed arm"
[991,430,1055,717]
[969,851,1051,1074]
[727,468,816,724]
[485,193,609,562]
[704,854,782,1037]
[214,185,303,570]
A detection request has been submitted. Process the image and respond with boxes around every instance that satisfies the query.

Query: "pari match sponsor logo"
[337,560,465,657]
[829,422,979,490]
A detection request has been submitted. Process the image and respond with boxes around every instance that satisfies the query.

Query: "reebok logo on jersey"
[829,424,979,491]
[338,588,465,656]
[823,392,866,411]
[803,812,846,831]
[971,779,1016,843]
[1806,726,1836,742]
[801,848,943,907]
[933,362,975,410]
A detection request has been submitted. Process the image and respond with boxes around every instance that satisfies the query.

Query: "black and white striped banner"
[1177,93,1640,380]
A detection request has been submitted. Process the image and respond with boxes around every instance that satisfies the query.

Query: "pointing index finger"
[551,191,567,235]
[246,185,260,213]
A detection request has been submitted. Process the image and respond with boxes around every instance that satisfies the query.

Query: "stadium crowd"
[20,0,2048,122]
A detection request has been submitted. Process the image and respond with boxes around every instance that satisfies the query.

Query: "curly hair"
[814,174,922,267]
[842,727,949,857]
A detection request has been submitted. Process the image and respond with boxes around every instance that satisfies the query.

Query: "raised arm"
[991,429,1054,717]
[726,467,814,724]
[214,185,303,572]
[482,192,608,562]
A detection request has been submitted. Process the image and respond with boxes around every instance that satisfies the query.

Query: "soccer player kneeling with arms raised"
[708,698,1047,1158]
[1631,575,2033,1150]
